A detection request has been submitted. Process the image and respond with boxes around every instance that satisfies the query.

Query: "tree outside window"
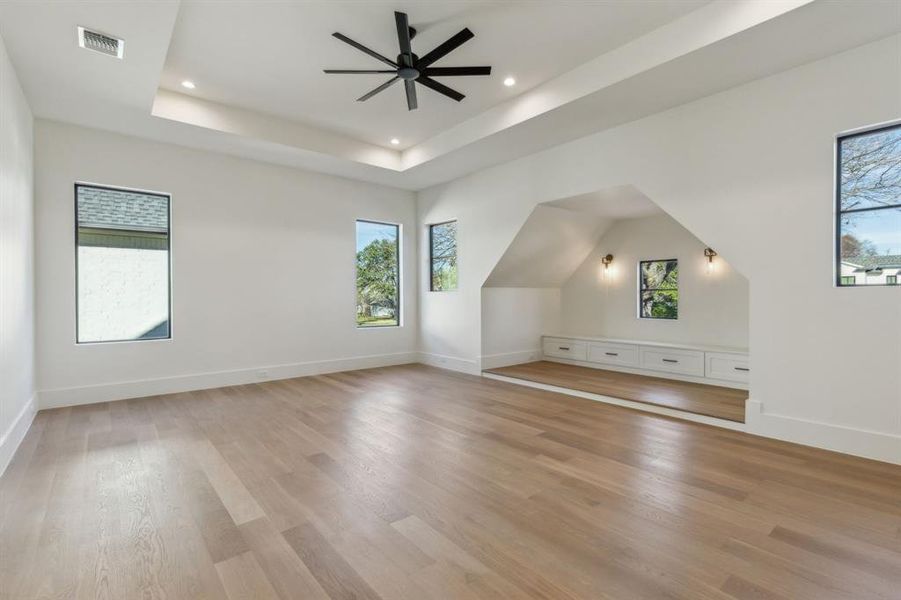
[837,124,901,287]
[639,259,678,319]
[430,221,457,291]
[356,220,400,327]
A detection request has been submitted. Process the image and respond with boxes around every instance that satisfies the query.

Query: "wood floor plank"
[1,364,899,599]
[190,438,266,525]
[282,521,384,600]
[237,517,331,600]
[215,551,281,600]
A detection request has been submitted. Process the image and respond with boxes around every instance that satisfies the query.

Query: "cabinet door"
[639,347,705,376]
[543,338,587,361]
[705,352,750,383]
[587,342,640,367]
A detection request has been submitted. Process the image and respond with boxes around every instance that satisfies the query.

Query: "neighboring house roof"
[77,186,168,232]
[842,255,901,271]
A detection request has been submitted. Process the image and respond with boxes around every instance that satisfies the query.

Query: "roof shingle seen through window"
[77,186,168,232]
[842,254,901,269]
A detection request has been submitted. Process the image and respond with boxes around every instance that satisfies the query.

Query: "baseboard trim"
[478,350,540,370]
[0,393,37,477]
[38,352,418,409]
[482,372,746,432]
[417,352,481,375]
[746,400,901,465]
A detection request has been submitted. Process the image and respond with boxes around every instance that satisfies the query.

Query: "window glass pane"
[430,221,457,291]
[839,126,901,212]
[77,186,170,343]
[640,290,679,319]
[356,220,400,327]
[838,207,901,286]
[431,257,457,291]
[639,259,678,319]
[640,259,678,290]
[838,124,901,287]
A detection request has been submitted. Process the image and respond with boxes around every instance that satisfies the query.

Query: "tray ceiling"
[160,1,708,149]
[2,1,899,190]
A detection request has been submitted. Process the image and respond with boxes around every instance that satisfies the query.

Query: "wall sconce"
[601,254,614,269]
[704,247,717,274]
[601,254,614,279]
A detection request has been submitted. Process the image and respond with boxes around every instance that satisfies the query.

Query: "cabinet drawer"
[640,347,705,376]
[705,352,750,384]
[588,342,640,368]
[543,338,587,361]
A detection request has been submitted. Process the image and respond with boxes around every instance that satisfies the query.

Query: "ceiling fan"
[323,11,491,110]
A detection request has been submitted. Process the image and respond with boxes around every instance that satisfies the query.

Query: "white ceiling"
[160,1,707,149]
[0,1,178,115]
[1,1,900,190]
[485,185,663,287]
[484,205,612,288]
[545,186,663,220]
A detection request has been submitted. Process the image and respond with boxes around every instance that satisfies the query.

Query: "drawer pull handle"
[558,346,570,351]
[605,352,618,356]
[662,359,679,363]
[734,367,750,372]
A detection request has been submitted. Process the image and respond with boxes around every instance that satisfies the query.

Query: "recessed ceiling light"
[181,80,196,90]
[503,76,516,87]
[390,138,400,145]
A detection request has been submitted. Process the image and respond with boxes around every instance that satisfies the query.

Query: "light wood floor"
[485,361,749,422]
[1,364,900,600]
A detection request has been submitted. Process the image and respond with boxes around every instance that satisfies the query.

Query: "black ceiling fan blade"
[417,76,465,102]
[417,28,474,68]
[357,77,400,102]
[324,69,397,74]
[332,32,397,68]
[421,66,491,77]
[404,79,418,110]
[395,11,412,65]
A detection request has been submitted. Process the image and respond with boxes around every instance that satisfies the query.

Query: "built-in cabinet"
[542,338,588,361]
[704,352,751,384]
[639,346,705,377]
[587,341,640,368]
[542,335,749,388]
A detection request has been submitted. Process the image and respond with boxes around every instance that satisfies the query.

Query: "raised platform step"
[484,360,748,423]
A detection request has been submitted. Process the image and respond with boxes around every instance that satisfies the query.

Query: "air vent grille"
[77,26,124,58]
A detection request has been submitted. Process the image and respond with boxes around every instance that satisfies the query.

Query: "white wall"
[561,214,749,349]
[418,35,901,463]
[0,34,35,474]
[35,120,417,407]
[480,288,560,369]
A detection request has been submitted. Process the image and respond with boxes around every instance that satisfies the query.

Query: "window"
[888,275,898,285]
[429,220,457,291]
[76,184,171,343]
[639,259,678,319]
[356,220,400,327]
[837,123,901,287]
